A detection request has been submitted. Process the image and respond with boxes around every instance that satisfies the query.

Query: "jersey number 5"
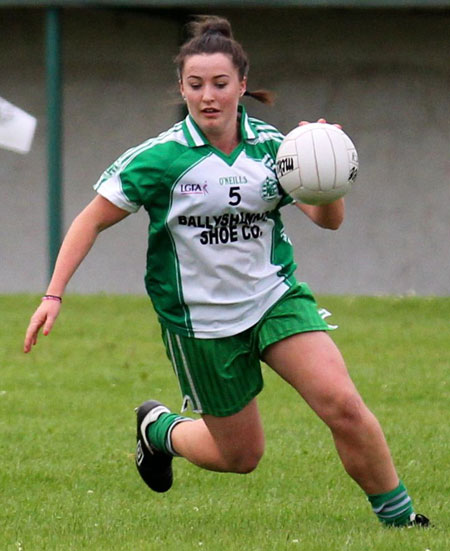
[228,186,241,206]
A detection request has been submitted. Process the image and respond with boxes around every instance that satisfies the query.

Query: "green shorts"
[161,282,334,417]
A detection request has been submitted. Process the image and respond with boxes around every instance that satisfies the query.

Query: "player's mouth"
[201,107,220,117]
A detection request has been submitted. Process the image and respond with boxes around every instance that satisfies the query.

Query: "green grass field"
[1,294,449,550]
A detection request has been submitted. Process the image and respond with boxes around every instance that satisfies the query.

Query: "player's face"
[180,53,246,144]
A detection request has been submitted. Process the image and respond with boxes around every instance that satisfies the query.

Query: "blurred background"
[1,1,449,296]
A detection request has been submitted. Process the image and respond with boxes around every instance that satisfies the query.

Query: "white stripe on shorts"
[175,334,203,413]
[166,329,203,413]
[165,329,184,398]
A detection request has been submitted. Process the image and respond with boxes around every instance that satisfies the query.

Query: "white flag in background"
[0,96,37,154]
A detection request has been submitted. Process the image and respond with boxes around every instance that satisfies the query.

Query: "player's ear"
[179,80,185,101]
[239,77,247,98]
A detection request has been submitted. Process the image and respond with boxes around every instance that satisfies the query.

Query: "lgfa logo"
[180,182,208,195]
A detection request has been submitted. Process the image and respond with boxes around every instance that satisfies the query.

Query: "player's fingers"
[317,118,343,130]
[299,119,332,126]
[42,315,57,336]
[24,320,42,353]
[23,302,60,353]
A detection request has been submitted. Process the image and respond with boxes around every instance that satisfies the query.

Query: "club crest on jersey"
[180,182,208,195]
[261,177,280,201]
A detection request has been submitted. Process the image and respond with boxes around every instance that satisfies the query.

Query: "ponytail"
[244,89,276,106]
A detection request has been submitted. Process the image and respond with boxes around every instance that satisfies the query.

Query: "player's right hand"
[299,118,342,129]
[23,300,61,353]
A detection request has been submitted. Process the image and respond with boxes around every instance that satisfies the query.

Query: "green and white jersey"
[94,105,297,338]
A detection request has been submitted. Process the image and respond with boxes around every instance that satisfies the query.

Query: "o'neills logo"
[276,157,295,178]
[219,175,248,185]
[180,183,208,195]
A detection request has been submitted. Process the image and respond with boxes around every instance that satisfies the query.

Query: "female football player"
[24,15,428,527]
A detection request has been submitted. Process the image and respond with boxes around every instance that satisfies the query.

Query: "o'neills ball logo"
[348,165,358,183]
[276,156,295,178]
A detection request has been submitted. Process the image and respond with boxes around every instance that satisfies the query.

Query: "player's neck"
[205,122,241,155]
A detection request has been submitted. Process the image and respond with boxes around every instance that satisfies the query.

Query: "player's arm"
[24,195,130,353]
[295,198,345,230]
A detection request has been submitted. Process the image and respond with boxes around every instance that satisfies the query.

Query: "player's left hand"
[24,299,61,353]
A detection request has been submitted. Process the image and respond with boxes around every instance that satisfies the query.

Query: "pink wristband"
[42,295,62,303]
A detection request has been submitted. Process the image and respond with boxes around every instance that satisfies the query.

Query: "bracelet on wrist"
[42,294,62,303]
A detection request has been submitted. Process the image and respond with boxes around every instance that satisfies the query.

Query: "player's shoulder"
[248,116,285,144]
[113,121,188,173]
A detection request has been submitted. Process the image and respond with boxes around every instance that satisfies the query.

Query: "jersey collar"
[182,105,258,148]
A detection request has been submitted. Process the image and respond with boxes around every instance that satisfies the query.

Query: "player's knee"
[323,392,367,434]
[226,447,264,474]
[233,451,263,474]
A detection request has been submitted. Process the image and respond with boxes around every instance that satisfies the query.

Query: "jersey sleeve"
[94,161,143,213]
[93,136,179,213]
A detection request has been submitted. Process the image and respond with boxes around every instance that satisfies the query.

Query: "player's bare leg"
[135,398,265,492]
[262,331,399,495]
[262,330,430,526]
[171,398,265,473]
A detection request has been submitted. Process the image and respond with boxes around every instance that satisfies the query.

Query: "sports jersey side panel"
[143,147,219,335]
[93,131,197,334]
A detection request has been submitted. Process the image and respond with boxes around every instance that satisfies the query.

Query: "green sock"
[147,412,191,456]
[368,480,414,526]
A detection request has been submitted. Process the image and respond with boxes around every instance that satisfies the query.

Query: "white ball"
[276,123,359,205]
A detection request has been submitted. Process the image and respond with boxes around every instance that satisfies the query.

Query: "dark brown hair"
[175,16,274,105]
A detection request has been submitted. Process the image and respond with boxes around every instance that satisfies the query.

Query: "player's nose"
[201,84,215,102]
